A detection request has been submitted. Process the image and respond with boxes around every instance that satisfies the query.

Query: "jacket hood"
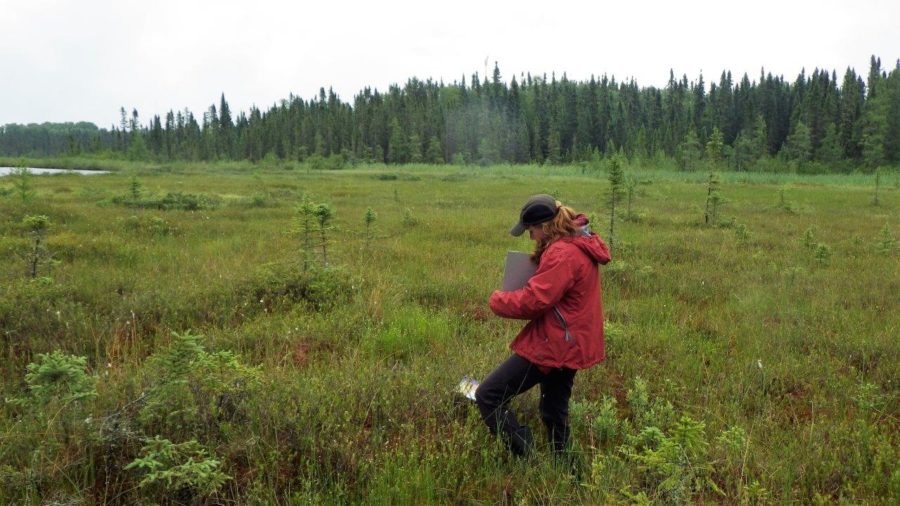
[569,214,611,265]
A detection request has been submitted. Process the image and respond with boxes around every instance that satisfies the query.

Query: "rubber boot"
[548,424,570,454]
[507,425,534,457]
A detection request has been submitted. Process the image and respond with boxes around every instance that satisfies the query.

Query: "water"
[0,167,110,176]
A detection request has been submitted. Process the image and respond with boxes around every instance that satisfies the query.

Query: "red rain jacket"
[489,218,611,370]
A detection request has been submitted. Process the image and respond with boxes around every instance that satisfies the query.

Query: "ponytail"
[532,201,579,262]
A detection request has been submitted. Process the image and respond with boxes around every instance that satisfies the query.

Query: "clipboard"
[502,251,537,291]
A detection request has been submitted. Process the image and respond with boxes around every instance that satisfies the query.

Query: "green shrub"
[11,351,97,408]
[137,331,261,439]
[621,415,723,503]
[121,214,177,236]
[112,191,221,210]
[735,223,751,244]
[402,207,419,226]
[592,395,621,446]
[3,351,98,501]
[814,243,832,265]
[125,436,230,498]
[0,278,75,356]
[802,227,817,250]
[626,377,676,435]
[245,263,356,312]
[875,224,895,254]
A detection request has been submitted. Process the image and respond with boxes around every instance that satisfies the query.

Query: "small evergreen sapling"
[814,243,832,265]
[364,207,377,248]
[12,166,34,203]
[125,436,230,496]
[802,227,817,250]
[402,207,419,227]
[22,214,52,278]
[704,128,725,225]
[130,176,143,201]
[12,351,97,407]
[875,223,895,254]
[872,169,881,206]
[10,351,97,445]
[606,156,625,252]
[297,197,317,271]
[704,171,722,225]
[735,223,751,244]
[314,203,334,266]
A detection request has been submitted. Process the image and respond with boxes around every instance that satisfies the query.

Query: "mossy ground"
[0,162,897,504]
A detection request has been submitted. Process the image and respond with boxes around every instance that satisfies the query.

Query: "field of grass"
[0,162,897,504]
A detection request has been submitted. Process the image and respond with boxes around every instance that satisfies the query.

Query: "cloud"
[0,0,896,126]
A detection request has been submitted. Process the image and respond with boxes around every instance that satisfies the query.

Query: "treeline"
[2,56,898,172]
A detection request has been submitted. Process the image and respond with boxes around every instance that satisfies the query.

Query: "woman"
[475,194,610,457]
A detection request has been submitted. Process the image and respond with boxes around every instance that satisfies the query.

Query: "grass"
[0,162,897,504]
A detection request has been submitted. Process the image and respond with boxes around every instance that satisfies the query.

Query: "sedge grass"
[0,163,897,504]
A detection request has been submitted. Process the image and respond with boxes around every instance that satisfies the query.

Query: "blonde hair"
[532,201,579,262]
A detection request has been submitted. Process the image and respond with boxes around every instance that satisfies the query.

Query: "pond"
[0,167,110,176]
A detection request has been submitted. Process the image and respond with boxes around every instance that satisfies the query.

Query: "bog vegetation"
[0,159,897,504]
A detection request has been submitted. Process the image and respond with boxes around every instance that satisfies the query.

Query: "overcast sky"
[1,0,897,128]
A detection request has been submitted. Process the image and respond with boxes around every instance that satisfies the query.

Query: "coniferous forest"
[2,56,898,172]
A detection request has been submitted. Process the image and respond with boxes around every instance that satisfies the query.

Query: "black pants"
[475,354,576,454]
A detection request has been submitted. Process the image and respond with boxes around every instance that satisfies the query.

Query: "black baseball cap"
[510,194,559,236]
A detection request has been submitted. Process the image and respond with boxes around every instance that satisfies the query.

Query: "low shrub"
[111,192,221,211]
[125,436,230,499]
[136,331,261,440]
[243,263,357,312]
[120,214,178,236]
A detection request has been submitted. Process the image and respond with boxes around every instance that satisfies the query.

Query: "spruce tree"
[818,124,842,167]
[408,133,423,163]
[298,198,316,271]
[314,203,334,267]
[127,131,149,161]
[364,207,377,249]
[783,121,812,167]
[425,136,443,164]
[388,118,408,164]
[704,128,725,225]
[677,129,702,171]
[606,156,625,252]
[705,127,725,167]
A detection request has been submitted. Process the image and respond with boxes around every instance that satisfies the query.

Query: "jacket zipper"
[552,307,572,342]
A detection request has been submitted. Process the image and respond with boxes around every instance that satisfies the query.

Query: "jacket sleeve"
[489,246,576,320]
